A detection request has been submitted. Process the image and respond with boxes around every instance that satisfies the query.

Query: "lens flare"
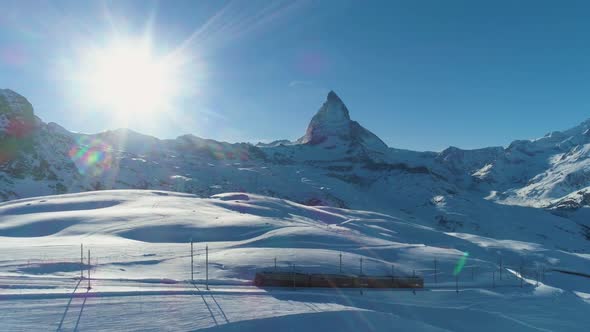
[453,252,469,276]
[0,45,27,67]
[69,136,113,176]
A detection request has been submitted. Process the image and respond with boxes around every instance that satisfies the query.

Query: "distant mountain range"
[1,88,589,249]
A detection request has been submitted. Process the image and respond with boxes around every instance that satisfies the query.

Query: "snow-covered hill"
[0,190,589,331]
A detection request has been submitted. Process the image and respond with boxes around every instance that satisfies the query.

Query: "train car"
[309,273,359,288]
[254,271,423,289]
[364,276,424,288]
[254,271,310,287]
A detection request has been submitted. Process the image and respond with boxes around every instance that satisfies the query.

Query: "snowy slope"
[0,190,589,331]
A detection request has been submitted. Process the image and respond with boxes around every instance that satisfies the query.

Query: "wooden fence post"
[80,244,84,280]
[206,245,209,290]
[87,249,91,290]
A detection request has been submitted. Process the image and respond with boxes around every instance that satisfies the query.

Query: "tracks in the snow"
[56,279,90,332]
[191,283,229,326]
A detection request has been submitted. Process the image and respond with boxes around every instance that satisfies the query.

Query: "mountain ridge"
[1,88,590,249]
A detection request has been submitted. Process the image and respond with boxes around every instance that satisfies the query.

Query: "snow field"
[1,190,589,331]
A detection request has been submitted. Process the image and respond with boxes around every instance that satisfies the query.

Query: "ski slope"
[0,190,589,331]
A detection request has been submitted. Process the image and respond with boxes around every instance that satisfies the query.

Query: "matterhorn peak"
[319,90,351,122]
[326,90,346,106]
[297,91,388,152]
[297,91,350,145]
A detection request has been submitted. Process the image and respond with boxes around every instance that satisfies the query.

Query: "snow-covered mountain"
[2,88,590,331]
[1,88,590,249]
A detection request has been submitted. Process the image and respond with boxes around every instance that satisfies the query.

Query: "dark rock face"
[0,89,38,163]
[550,189,590,211]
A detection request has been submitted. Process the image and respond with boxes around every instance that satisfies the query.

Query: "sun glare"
[78,39,180,123]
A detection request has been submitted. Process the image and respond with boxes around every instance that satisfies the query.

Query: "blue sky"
[1,0,590,151]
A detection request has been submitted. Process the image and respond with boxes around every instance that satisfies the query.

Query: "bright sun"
[78,39,180,122]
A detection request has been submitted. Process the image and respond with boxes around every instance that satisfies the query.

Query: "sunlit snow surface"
[1,190,589,331]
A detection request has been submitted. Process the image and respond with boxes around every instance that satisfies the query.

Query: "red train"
[254,271,424,289]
